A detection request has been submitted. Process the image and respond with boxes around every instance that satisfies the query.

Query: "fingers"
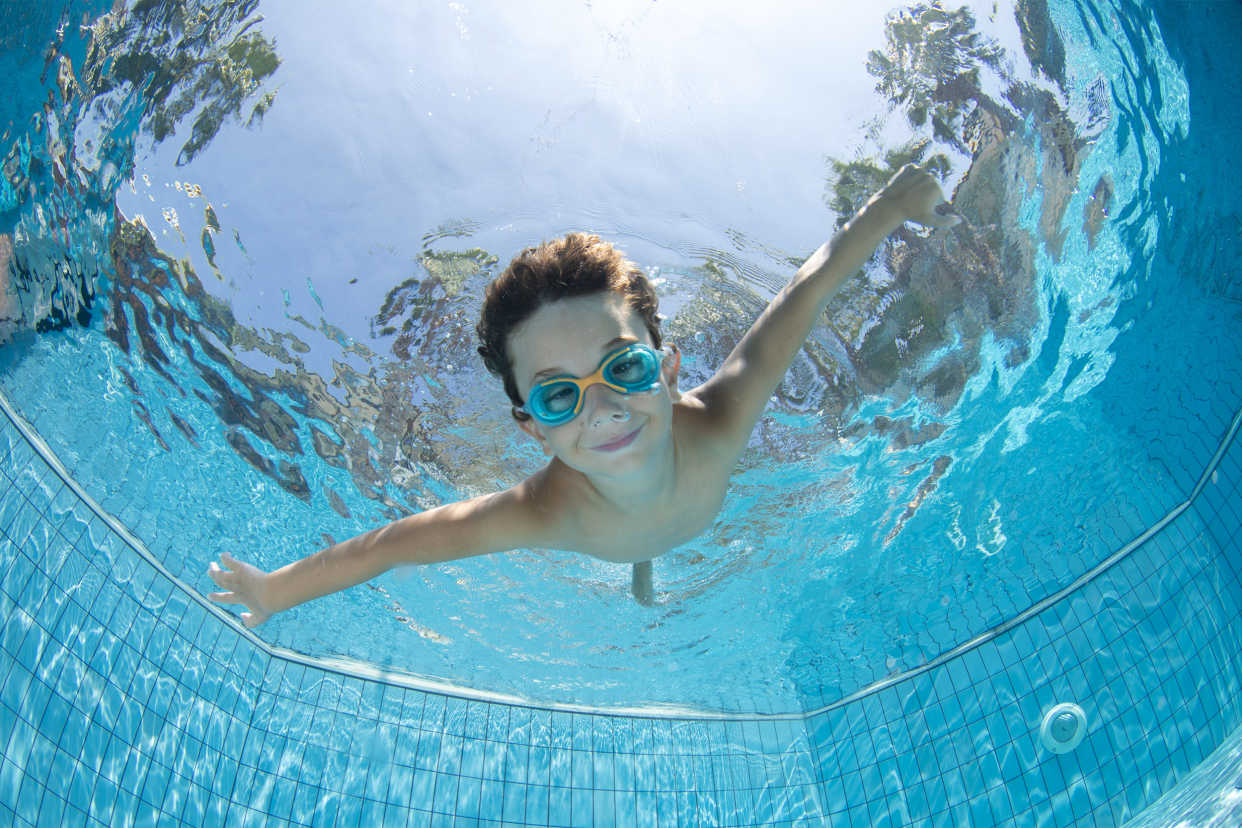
[207,561,234,590]
[209,552,272,627]
[916,210,963,229]
[241,611,270,628]
[209,587,269,627]
[888,163,922,184]
[208,589,269,627]
[882,164,959,227]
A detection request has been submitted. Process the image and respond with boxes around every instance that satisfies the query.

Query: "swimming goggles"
[519,343,666,426]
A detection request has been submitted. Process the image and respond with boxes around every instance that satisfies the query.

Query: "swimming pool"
[1,0,1241,824]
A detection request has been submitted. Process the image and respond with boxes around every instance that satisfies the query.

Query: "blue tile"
[837,736,859,775]
[854,729,877,768]
[0,423,19,467]
[925,704,948,742]
[966,793,992,827]
[1068,775,1093,823]
[993,670,1019,710]
[1047,788,1073,828]
[860,763,884,804]
[842,770,864,809]
[969,718,996,759]
[821,775,847,815]
[0,488,28,537]
[0,442,35,486]
[592,749,615,792]
[570,785,593,826]
[983,784,1013,824]
[978,751,1003,792]
[942,767,968,809]
[478,777,503,821]
[871,722,896,764]
[1007,772,1031,815]
[13,454,51,501]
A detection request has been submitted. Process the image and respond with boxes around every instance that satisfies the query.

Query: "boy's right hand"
[870,164,962,230]
[208,551,275,628]
[631,560,655,606]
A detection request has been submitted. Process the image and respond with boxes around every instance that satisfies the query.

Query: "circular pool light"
[1040,702,1088,754]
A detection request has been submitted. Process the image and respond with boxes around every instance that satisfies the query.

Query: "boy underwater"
[208,165,960,624]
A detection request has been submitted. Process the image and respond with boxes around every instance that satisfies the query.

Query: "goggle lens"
[533,384,579,416]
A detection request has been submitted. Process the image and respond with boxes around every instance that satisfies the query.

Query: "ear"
[517,418,556,457]
[662,343,683,403]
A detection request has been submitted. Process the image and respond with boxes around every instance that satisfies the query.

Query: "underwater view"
[1,0,1240,726]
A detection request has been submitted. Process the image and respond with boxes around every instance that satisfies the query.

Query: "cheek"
[634,389,672,419]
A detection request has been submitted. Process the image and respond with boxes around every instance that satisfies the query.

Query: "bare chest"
[564,460,732,564]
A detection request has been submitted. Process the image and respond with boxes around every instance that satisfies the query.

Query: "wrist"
[255,572,281,614]
[859,190,907,229]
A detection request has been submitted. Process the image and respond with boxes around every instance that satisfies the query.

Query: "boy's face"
[509,292,680,478]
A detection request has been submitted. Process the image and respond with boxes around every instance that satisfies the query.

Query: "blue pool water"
[1,0,1241,825]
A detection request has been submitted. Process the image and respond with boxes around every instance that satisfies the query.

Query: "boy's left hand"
[870,164,962,230]
[208,551,275,627]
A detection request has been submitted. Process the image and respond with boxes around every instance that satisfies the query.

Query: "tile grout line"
[1,386,1239,722]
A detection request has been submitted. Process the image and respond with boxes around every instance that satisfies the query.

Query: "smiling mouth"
[591,425,642,453]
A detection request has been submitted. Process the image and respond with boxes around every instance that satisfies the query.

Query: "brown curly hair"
[476,233,662,421]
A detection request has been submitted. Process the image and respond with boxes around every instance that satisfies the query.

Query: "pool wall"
[0,381,1240,828]
[805,405,1242,828]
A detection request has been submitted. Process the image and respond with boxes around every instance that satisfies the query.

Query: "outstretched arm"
[208,485,542,627]
[692,165,959,445]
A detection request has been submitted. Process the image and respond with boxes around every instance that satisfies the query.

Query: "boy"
[208,165,959,624]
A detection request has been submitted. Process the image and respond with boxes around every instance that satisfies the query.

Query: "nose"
[581,382,629,427]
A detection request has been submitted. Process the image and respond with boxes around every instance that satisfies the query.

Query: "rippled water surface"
[1,0,1239,713]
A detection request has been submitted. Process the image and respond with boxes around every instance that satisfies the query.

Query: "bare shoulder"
[491,466,576,548]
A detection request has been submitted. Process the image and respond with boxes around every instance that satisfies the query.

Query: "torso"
[521,392,742,564]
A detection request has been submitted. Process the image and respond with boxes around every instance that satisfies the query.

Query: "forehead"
[509,293,648,383]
